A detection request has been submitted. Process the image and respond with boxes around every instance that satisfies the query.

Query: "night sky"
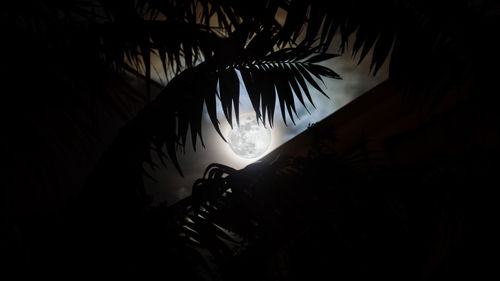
[143,35,390,205]
[3,1,499,279]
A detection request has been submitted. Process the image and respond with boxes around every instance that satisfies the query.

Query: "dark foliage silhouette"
[2,0,500,279]
[165,113,498,280]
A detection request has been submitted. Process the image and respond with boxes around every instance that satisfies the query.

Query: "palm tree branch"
[149,47,341,174]
[97,43,341,180]
[277,0,475,81]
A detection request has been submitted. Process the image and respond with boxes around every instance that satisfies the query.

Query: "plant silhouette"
[1,0,499,279]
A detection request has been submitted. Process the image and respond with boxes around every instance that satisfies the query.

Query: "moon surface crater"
[227,114,271,159]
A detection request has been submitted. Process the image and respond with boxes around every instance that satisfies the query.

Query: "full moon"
[227,114,272,159]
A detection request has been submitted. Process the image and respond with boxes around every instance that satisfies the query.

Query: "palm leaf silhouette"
[276,0,490,95]
[5,1,498,278]
[109,36,341,177]
[4,0,340,173]
[8,0,484,195]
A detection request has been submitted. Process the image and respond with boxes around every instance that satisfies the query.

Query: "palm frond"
[276,0,479,92]
[234,47,341,127]
[148,42,341,174]
[92,38,340,182]
[177,162,274,272]
[278,0,399,74]
[171,155,351,279]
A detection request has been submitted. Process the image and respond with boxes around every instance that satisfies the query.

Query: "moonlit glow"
[144,39,390,205]
[227,114,272,159]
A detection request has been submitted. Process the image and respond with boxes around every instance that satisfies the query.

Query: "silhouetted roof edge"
[260,81,394,162]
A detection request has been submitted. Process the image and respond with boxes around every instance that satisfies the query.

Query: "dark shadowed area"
[1,1,499,280]
[144,34,390,205]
